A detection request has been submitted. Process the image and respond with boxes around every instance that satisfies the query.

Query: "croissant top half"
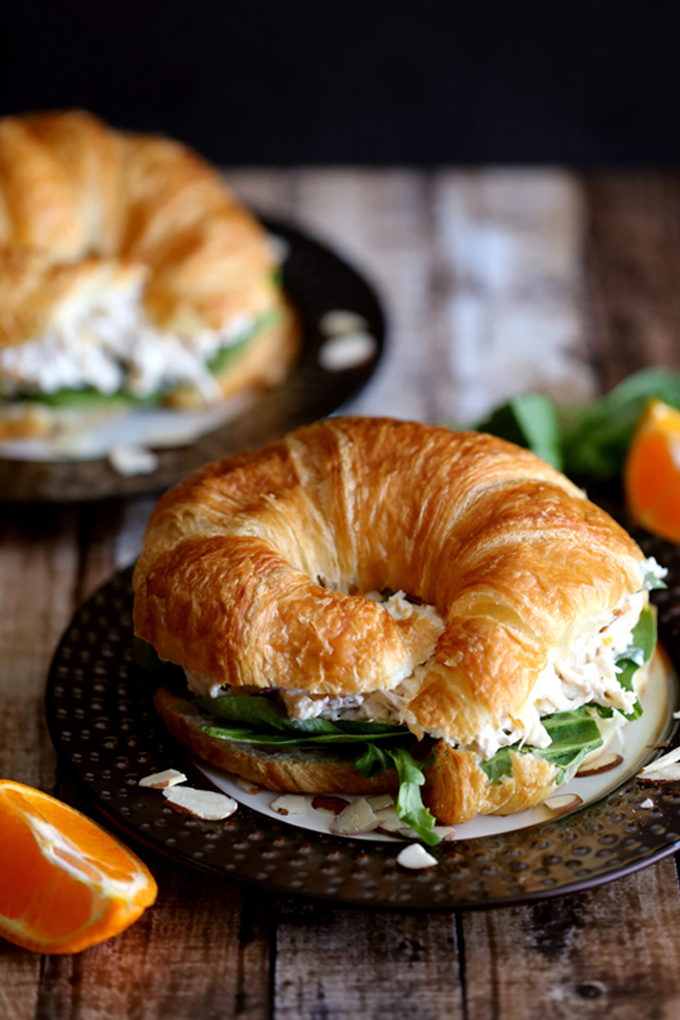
[133,417,648,749]
[0,110,277,346]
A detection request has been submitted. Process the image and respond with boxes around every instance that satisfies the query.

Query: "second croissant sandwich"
[0,110,296,440]
[133,418,664,841]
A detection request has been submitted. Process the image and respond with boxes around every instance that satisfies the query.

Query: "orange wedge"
[0,780,157,954]
[624,398,680,543]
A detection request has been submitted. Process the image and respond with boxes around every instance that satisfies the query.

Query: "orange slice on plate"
[0,779,157,954]
[624,398,680,543]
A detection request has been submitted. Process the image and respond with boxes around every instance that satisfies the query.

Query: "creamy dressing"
[0,280,255,401]
[471,590,647,758]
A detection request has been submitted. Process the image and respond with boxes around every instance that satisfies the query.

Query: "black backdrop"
[2,0,679,165]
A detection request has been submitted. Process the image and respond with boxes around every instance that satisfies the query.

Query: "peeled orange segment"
[624,398,680,544]
[0,780,157,954]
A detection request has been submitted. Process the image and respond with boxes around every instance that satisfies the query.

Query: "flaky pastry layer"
[133,418,647,751]
[0,110,278,345]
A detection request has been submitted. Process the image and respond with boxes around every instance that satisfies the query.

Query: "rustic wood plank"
[584,172,680,389]
[0,505,80,1020]
[223,168,298,220]
[430,168,595,425]
[37,874,271,1020]
[33,501,272,1020]
[287,169,437,420]
[0,505,79,703]
[275,900,463,1020]
[463,858,680,1020]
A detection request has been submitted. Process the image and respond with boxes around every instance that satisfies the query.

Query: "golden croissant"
[133,418,660,826]
[0,110,296,438]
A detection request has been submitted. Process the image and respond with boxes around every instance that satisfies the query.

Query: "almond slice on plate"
[396,844,438,869]
[312,795,349,816]
[139,768,187,789]
[318,310,369,336]
[637,746,680,783]
[366,793,395,811]
[330,798,379,835]
[432,826,457,841]
[271,794,307,816]
[543,793,583,816]
[162,786,237,820]
[236,777,262,795]
[576,754,623,778]
[373,806,402,833]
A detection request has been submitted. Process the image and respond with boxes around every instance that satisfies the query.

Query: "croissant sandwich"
[133,417,664,841]
[0,110,296,440]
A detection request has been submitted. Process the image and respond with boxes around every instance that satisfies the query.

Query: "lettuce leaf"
[473,392,563,470]
[196,695,439,843]
[469,367,680,482]
[197,694,406,740]
[480,606,656,784]
[614,606,657,721]
[354,744,439,845]
[479,706,604,786]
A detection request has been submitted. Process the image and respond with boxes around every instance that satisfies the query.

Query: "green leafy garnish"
[479,606,656,783]
[470,367,680,482]
[613,606,657,721]
[642,563,667,591]
[474,392,563,470]
[195,694,439,843]
[480,706,604,786]
[197,694,407,741]
[353,744,439,845]
[18,386,150,409]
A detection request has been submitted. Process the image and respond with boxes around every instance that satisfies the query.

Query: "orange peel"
[0,779,157,954]
[624,398,680,544]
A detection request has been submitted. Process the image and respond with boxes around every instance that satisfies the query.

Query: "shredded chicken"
[186,560,663,761]
[0,279,254,401]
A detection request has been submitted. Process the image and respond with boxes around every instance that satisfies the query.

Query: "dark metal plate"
[0,217,385,503]
[45,527,680,910]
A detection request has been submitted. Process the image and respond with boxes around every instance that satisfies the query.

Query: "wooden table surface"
[3,168,680,1020]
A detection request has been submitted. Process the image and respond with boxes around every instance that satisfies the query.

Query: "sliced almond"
[139,768,187,789]
[543,793,583,816]
[396,844,438,869]
[576,753,623,778]
[235,777,262,795]
[373,806,402,832]
[366,793,395,810]
[637,762,680,783]
[638,746,680,783]
[330,798,379,835]
[109,444,159,477]
[319,333,377,372]
[162,786,237,820]
[311,795,349,816]
[432,826,457,841]
[319,310,369,336]
[271,794,307,816]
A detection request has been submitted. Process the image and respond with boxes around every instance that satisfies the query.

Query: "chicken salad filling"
[0,278,276,406]
[166,557,665,844]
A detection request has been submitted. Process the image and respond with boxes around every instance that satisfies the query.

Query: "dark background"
[2,1,679,165]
